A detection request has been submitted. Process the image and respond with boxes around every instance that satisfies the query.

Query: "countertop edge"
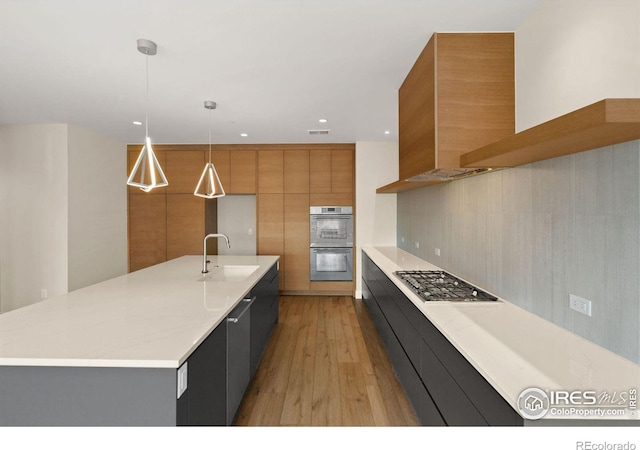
[362,246,640,422]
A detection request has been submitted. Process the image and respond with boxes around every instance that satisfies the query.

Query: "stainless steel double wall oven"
[309,206,353,281]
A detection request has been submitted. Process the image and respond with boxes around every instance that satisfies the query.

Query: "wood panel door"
[210,149,230,191]
[309,150,331,194]
[165,150,204,194]
[283,194,310,291]
[257,194,285,290]
[258,150,283,193]
[229,150,257,194]
[330,149,353,194]
[128,194,166,271]
[284,150,309,193]
[167,194,205,260]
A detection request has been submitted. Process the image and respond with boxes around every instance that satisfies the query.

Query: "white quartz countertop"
[0,255,279,369]
[363,247,640,422]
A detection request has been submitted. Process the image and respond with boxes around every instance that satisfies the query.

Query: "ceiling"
[0,0,543,145]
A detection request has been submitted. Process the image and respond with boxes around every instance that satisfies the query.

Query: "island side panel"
[0,366,177,426]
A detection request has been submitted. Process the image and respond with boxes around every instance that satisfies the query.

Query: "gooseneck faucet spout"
[202,233,231,273]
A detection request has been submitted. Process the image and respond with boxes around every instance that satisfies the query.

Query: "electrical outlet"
[435,248,441,256]
[248,228,253,236]
[569,294,592,317]
[415,241,420,249]
[40,289,47,299]
[401,237,405,243]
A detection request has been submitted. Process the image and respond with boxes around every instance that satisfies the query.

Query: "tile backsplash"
[397,140,640,364]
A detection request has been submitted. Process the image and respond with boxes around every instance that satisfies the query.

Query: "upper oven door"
[310,213,353,247]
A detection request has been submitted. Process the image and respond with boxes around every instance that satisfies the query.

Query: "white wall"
[0,124,69,312]
[67,125,127,292]
[355,141,398,298]
[0,124,127,313]
[516,0,640,131]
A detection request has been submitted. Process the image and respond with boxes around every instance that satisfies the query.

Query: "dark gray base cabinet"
[178,262,279,426]
[362,252,522,426]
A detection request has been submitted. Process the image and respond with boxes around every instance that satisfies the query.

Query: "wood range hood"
[377,32,640,194]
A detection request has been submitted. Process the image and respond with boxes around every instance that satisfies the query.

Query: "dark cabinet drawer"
[361,251,522,427]
[418,312,522,426]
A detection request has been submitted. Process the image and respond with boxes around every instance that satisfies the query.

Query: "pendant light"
[127,39,168,192]
[194,101,225,199]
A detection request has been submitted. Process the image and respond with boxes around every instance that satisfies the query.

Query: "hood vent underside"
[405,167,495,182]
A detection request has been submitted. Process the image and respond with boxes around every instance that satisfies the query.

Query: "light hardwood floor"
[234,295,419,426]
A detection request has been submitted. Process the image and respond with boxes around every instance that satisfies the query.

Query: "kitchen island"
[363,247,640,425]
[0,255,279,426]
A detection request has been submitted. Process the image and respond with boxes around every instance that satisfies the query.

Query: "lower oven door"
[310,247,353,281]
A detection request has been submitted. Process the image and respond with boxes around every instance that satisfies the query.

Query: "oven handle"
[311,248,352,254]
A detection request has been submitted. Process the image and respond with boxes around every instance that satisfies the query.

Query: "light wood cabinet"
[257,150,283,193]
[309,150,331,194]
[399,33,515,180]
[257,194,285,290]
[128,194,166,271]
[229,150,256,194]
[283,194,310,291]
[284,150,309,193]
[210,150,230,190]
[167,194,204,260]
[165,150,205,194]
[309,146,354,205]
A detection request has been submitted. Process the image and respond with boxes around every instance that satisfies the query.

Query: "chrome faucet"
[202,233,231,273]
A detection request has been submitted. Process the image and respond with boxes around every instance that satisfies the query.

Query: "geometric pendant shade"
[194,161,225,198]
[127,136,169,192]
[194,100,225,199]
[126,38,168,193]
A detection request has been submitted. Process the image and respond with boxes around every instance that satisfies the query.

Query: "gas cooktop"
[394,270,497,302]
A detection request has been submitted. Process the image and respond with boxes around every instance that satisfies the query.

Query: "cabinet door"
[284,150,309,193]
[210,149,230,191]
[330,149,353,194]
[258,150,283,193]
[129,194,166,271]
[180,320,228,426]
[165,150,204,194]
[309,149,331,194]
[250,264,279,376]
[166,194,205,260]
[257,194,285,290]
[229,150,256,193]
[284,194,310,291]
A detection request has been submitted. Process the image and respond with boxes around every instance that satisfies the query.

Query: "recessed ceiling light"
[384,130,391,135]
[133,121,142,126]
[240,133,248,137]
[319,119,328,123]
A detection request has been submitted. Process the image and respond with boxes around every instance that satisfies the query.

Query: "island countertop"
[0,255,279,369]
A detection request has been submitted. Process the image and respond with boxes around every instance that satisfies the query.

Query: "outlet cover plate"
[569,294,592,317]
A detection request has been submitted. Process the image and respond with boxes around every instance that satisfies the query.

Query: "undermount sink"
[198,264,260,282]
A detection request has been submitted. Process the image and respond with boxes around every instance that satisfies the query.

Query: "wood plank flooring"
[234,296,419,426]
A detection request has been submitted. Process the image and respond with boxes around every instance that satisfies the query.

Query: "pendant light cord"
[145,53,150,139]
[208,107,212,164]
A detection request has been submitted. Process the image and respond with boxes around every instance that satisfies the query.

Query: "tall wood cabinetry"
[256,145,354,294]
[128,144,354,295]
